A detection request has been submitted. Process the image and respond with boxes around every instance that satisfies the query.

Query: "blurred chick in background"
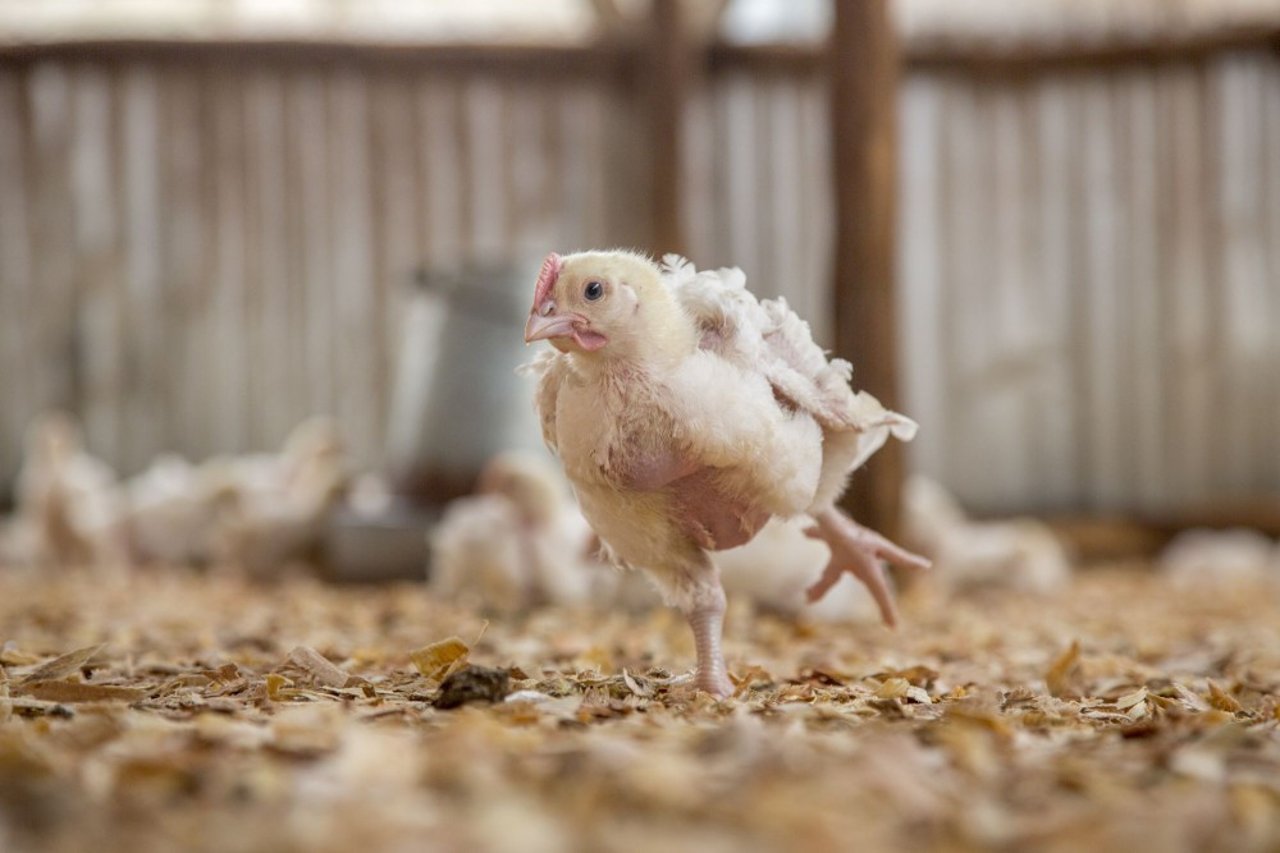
[123,454,237,566]
[1159,528,1279,588]
[903,476,1071,594]
[429,450,602,613]
[717,517,879,623]
[0,413,349,575]
[206,417,350,575]
[8,412,125,568]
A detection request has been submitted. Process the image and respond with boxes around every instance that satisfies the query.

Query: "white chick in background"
[121,454,234,566]
[1159,528,1277,587]
[429,450,603,613]
[718,517,879,622]
[0,516,36,568]
[13,412,125,567]
[903,476,1070,594]
[209,418,350,575]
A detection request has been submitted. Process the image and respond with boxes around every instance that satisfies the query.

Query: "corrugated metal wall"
[1,47,1278,514]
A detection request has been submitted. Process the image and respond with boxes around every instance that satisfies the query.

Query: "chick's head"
[523,249,687,361]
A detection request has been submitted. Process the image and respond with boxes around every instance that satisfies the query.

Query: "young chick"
[903,476,1071,595]
[523,251,928,695]
[717,517,879,623]
[429,450,600,612]
[1159,528,1278,588]
[14,412,125,567]
[208,418,350,575]
[122,453,234,565]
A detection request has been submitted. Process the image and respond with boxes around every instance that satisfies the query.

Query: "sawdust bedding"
[0,565,1277,853]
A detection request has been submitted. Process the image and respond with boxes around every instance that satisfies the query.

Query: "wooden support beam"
[830,0,904,538]
[644,0,689,257]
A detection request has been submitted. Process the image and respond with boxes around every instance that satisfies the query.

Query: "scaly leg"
[687,590,733,697]
[804,507,931,628]
[674,562,734,698]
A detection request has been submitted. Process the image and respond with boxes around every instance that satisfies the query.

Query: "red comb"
[534,252,562,308]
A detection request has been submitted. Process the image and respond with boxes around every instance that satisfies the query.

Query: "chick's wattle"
[524,250,929,696]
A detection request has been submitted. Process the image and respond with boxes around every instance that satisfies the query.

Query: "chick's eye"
[584,280,605,301]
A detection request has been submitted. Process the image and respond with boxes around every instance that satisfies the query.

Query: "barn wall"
[896,51,1280,514]
[1,46,1278,514]
[0,60,646,479]
[687,50,1280,515]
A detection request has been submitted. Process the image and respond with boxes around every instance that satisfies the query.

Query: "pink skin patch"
[572,329,608,351]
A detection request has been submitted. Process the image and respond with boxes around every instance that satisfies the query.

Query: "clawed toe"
[805,508,930,628]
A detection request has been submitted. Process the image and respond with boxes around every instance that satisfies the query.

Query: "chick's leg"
[804,508,931,629]
[674,561,733,698]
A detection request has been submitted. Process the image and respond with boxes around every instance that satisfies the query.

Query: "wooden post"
[830,0,904,537]
[645,0,688,257]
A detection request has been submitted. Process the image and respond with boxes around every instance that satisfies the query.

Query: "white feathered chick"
[1158,528,1278,588]
[208,418,350,575]
[121,454,235,566]
[903,476,1071,595]
[717,517,880,623]
[429,450,603,613]
[523,251,928,695]
[12,412,124,567]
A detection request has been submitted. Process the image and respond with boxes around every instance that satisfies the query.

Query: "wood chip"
[286,646,354,688]
[18,681,148,703]
[16,644,107,686]
[1046,640,1081,697]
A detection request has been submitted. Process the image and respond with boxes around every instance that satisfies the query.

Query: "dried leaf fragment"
[1205,680,1243,714]
[876,677,910,700]
[1046,641,1081,698]
[410,637,470,681]
[266,673,303,702]
[17,644,106,686]
[622,669,651,698]
[1114,687,1147,711]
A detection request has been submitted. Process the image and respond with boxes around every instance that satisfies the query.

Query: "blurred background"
[0,0,1278,581]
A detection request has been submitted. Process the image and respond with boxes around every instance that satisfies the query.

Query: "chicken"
[12,412,125,567]
[121,454,236,566]
[1158,528,1278,588]
[523,251,928,695]
[207,418,350,575]
[0,516,36,569]
[903,476,1071,595]
[429,450,604,612]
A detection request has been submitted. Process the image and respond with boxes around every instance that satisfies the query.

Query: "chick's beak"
[524,308,577,344]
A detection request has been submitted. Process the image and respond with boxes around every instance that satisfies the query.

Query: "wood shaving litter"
[0,565,1276,852]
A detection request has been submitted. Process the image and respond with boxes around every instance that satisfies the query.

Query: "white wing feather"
[661,255,916,501]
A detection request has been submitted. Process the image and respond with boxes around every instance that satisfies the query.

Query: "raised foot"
[803,508,931,628]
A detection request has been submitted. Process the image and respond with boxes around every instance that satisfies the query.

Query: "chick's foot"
[804,508,931,628]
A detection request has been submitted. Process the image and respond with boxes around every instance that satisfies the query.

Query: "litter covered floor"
[0,565,1278,852]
